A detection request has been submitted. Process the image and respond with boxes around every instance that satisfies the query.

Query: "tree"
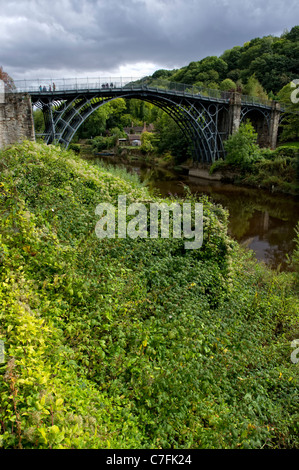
[243,75,269,100]
[0,66,15,91]
[77,99,126,139]
[285,25,299,42]
[220,78,237,92]
[151,69,176,80]
[220,46,242,71]
[154,111,191,163]
[33,109,45,134]
[248,54,292,93]
[224,120,261,167]
[140,131,155,153]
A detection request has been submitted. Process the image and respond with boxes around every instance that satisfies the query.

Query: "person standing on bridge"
[53,82,56,91]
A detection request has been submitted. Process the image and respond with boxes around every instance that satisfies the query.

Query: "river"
[92,155,299,271]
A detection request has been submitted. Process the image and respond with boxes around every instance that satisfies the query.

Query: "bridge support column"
[0,81,35,149]
[228,92,241,135]
[269,101,280,150]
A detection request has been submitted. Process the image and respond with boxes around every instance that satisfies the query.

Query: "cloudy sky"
[1,0,299,82]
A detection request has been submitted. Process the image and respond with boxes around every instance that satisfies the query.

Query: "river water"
[92,156,299,271]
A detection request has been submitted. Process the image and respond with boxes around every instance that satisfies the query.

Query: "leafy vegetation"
[153,26,299,96]
[223,121,262,168]
[0,141,298,449]
[209,122,299,194]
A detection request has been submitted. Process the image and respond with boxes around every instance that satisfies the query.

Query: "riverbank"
[77,139,299,196]
[206,144,299,196]
[80,150,299,271]
[188,164,299,195]
[0,141,298,449]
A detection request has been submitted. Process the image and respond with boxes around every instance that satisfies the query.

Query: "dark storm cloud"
[1,0,299,79]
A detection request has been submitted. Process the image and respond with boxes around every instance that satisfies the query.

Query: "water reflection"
[93,157,299,271]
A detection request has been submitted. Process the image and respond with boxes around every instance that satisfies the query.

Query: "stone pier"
[269,101,280,150]
[0,80,35,149]
[228,92,242,135]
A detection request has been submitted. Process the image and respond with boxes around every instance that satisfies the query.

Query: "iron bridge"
[13,77,284,163]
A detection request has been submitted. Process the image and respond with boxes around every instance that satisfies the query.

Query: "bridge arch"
[240,106,272,147]
[34,89,226,163]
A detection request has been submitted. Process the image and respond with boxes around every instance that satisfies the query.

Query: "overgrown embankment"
[0,141,298,449]
[209,123,299,195]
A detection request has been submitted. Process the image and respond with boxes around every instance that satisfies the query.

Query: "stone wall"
[0,90,35,149]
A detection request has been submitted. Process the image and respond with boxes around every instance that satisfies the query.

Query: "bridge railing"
[136,78,232,101]
[11,76,276,108]
[11,77,140,93]
[240,93,273,108]
[11,76,233,101]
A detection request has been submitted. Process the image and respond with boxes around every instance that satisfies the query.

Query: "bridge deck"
[10,77,276,110]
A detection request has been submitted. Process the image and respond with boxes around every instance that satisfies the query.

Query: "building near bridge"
[121,122,155,146]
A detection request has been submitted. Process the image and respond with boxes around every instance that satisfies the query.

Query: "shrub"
[224,121,263,169]
[68,143,81,154]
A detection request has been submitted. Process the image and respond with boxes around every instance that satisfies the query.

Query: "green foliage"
[151,26,299,96]
[243,75,269,100]
[140,131,155,154]
[77,99,126,139]
[212,137,298,193]
[91,127,126,153]
[220,79,237,91]
[152,69,177,80]
[224,121,262,168]
[91,135,117,152]
[0,141,298,449]
[172,57,227,87]
[33,109,45,134]
[68,143,81,154]
[285,25,299,42]
[126,99,155,124]
[154,112,192,163]
[209,159,227,174]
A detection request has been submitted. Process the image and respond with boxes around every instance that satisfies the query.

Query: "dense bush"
[210,129,299,194]
[224,121,263,169]
[0,142,298,449]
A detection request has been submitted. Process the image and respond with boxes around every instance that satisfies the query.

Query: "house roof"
[123,123,155,135]
[124,126,143,134]
[127,134,142,141]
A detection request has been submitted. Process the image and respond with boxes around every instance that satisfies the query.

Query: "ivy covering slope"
[0,141,298,449]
